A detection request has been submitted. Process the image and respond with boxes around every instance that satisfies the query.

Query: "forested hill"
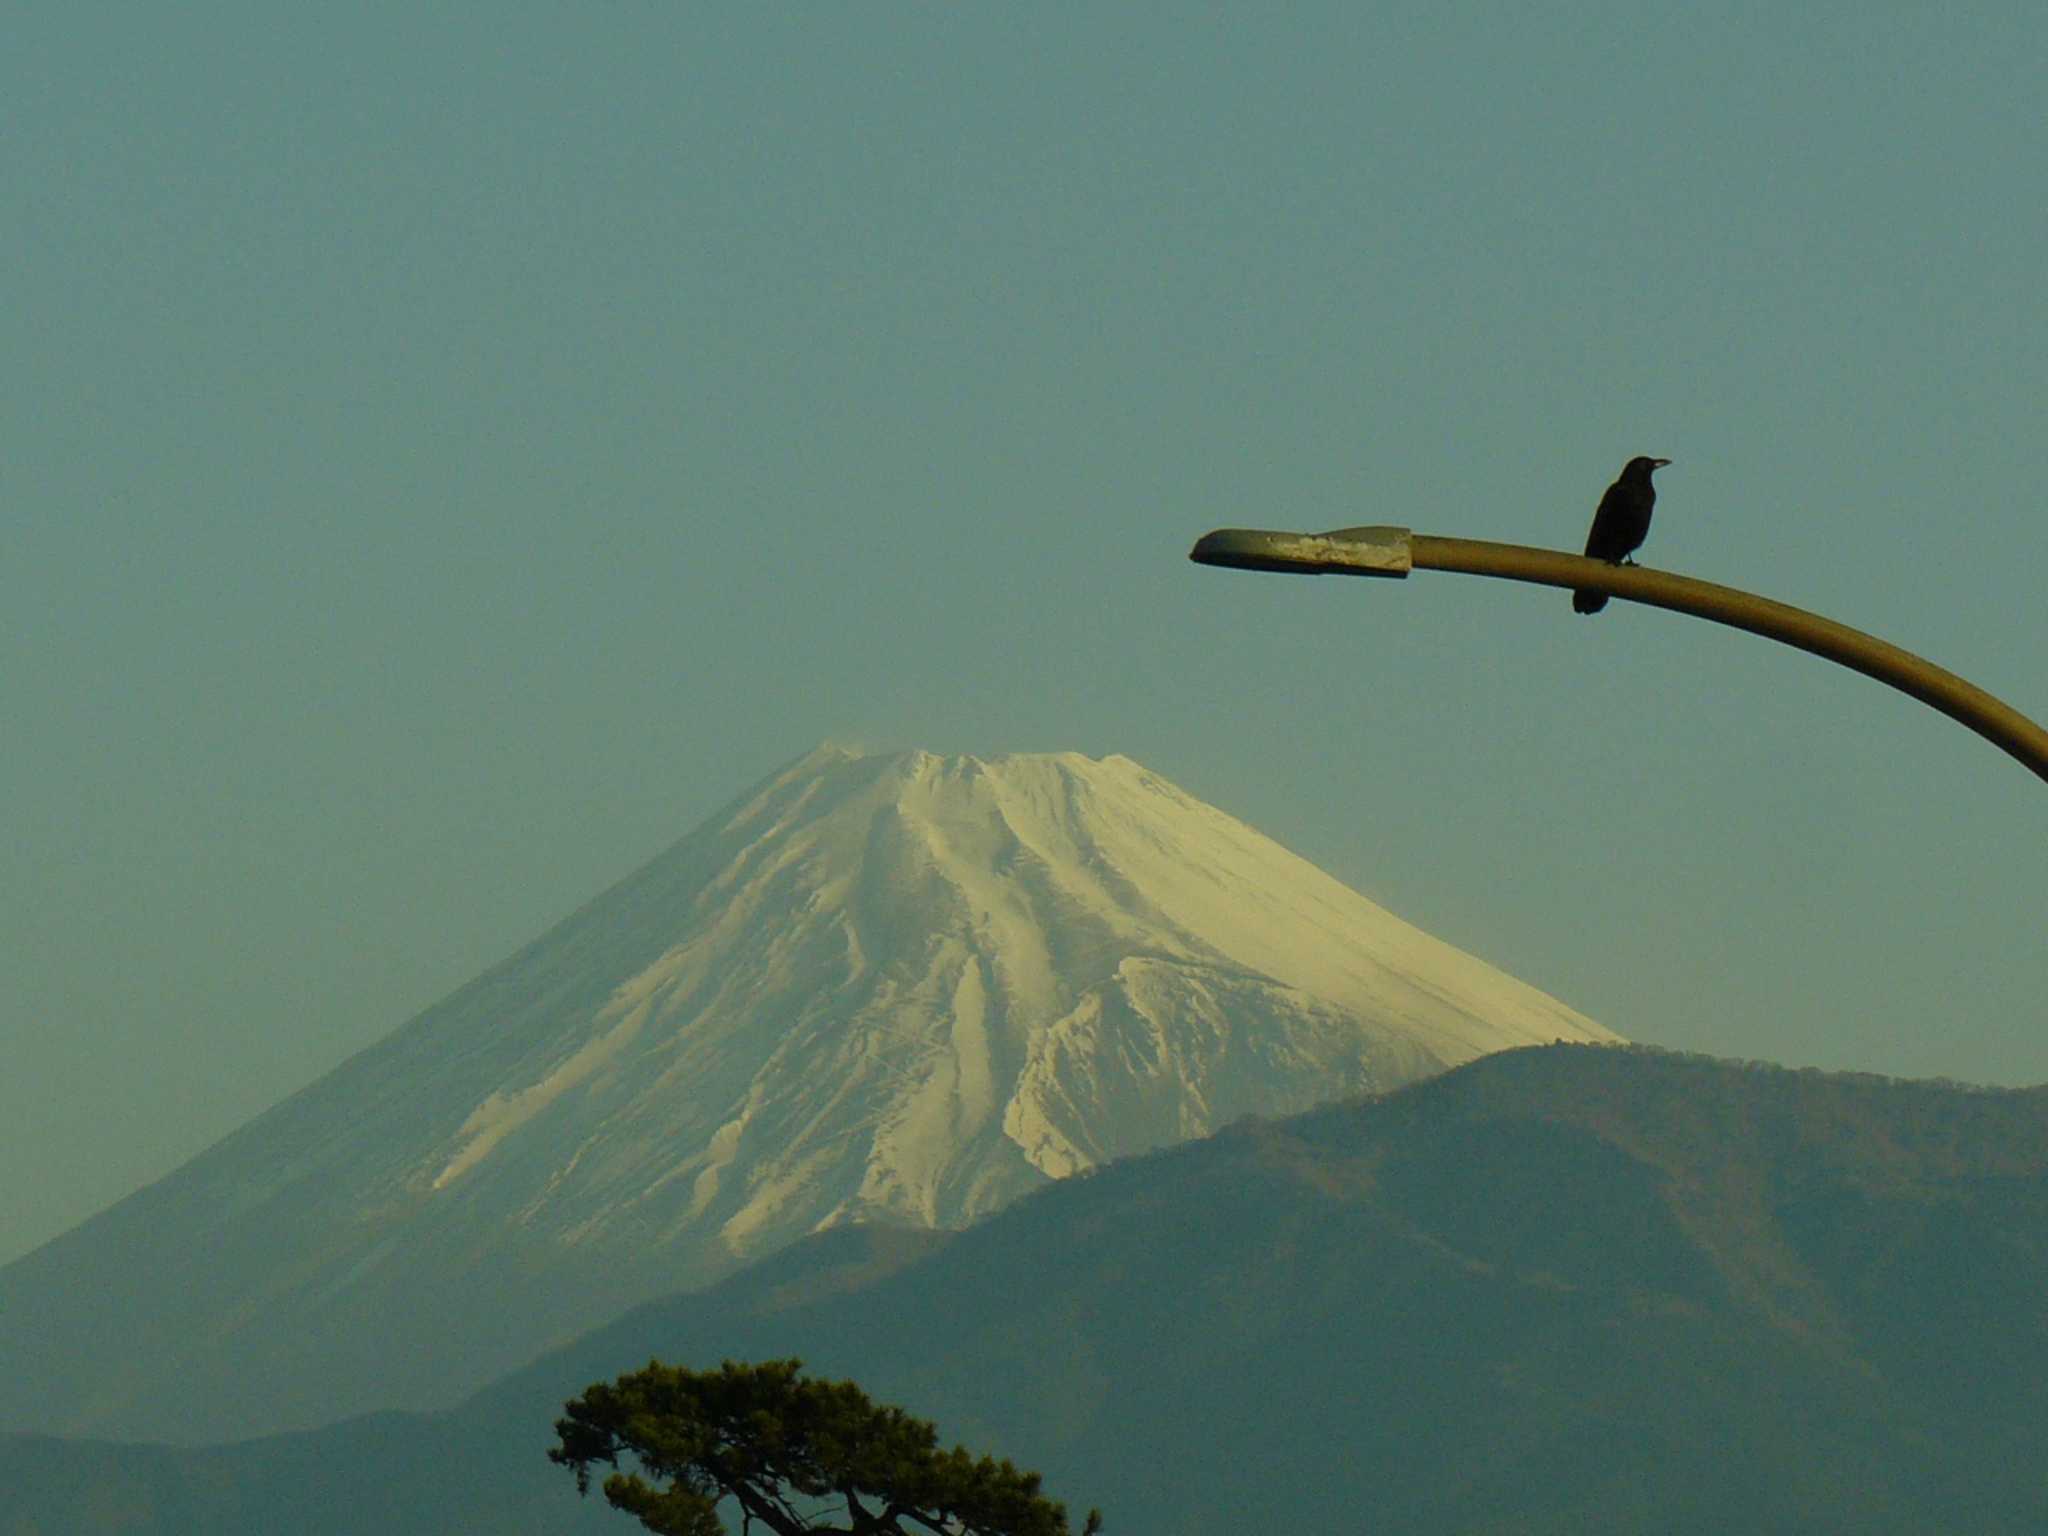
[9,1043,2048,1536]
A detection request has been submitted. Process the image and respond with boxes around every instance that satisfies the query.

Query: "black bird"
[1572,455,1671,615]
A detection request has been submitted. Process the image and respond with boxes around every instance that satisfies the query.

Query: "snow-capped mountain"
[0,746,1616,1442]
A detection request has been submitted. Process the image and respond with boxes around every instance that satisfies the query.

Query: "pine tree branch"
[728,1476,818,1536]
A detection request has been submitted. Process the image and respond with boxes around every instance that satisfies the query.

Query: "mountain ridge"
[9,1043,2048,1534]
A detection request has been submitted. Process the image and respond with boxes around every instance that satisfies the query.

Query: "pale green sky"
[5,1,2045,1264]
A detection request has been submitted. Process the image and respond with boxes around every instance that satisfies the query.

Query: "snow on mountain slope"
[0,746,1616,1442]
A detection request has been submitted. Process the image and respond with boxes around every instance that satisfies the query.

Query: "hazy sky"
[6,2,2044,1266]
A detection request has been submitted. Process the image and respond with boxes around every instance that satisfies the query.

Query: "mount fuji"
[0,746,1615,1442]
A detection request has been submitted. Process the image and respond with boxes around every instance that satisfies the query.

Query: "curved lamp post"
[1189,525,2048,786]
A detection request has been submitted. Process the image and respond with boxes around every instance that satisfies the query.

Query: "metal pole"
[1189,525,2048,786]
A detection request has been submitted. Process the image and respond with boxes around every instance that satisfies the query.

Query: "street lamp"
[1190,525,2048,786]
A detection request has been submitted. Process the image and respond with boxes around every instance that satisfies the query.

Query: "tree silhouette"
[551,1358,1102,1536]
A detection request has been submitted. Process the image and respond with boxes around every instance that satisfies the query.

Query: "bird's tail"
[1572,589,1608,615]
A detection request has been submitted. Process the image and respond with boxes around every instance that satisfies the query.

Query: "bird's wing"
[1582,484,1624,559]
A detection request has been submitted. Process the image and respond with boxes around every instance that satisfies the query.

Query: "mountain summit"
[0,746,1614,1441]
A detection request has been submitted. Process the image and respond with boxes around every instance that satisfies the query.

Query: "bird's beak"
[1651,458,1673,468]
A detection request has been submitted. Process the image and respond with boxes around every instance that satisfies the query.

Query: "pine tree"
[551,1358,1102,1536]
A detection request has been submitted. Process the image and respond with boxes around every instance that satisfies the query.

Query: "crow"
[1572,455,1671,615]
